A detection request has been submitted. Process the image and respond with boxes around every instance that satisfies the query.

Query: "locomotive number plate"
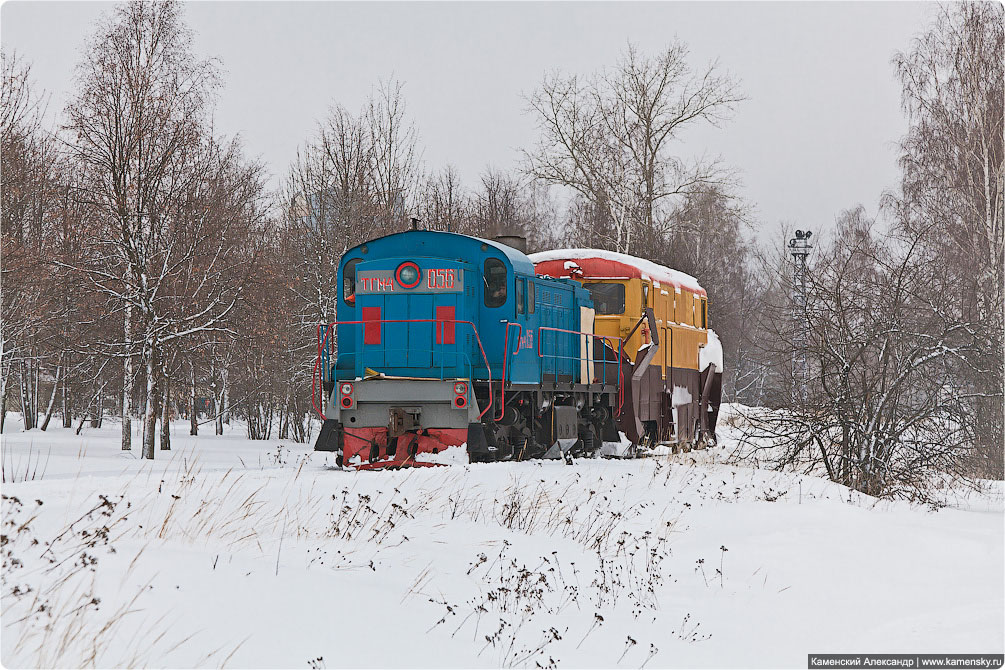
[357,269,464,293]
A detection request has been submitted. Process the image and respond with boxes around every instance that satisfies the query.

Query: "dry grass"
[1,489,243,668]
[1,445,50,484]
[3,453,733,668]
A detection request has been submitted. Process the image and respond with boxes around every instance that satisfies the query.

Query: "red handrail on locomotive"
[495,322,523,422]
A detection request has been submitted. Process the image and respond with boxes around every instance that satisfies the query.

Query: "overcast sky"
[2,1,935,242]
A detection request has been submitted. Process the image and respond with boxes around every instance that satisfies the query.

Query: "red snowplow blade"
[355,456,444,470]
[343,427,465,470]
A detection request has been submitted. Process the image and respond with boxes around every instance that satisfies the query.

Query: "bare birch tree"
[283,105,373,327]
[659,186,760,403]
[367,79,422,229]
[64,0,218,452]
[742,209,985,500]
[419,165,468,233]
[1,51,61,432]
[64,1,267,458]
[525,41,744,253]
[282,80,422,396]
[890,1,1004,477]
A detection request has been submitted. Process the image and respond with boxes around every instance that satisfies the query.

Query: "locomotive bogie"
[466,384,617,462]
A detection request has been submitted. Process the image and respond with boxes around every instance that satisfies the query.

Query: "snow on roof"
[529,248,705,295]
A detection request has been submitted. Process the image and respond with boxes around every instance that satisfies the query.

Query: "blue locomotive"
[313,229,626,467]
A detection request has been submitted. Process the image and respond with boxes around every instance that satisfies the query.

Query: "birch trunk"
[93,388,103,428]
[215,390,224,434]
[0,383,6,433]
[0,336,8,433]
[160,375,171,450]
[215,369,227,435]
[61,366,71,428]
[189,360,198,435]
[32,358,39,429]
[142,344,158,460]
[122,306,133,450]
[223,375,230,426]
[278,388,290,440]
[20,361,34,430]
[40,362,62,431]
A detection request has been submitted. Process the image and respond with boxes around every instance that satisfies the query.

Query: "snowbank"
[700,328,724,373]
[1,416,1001,668]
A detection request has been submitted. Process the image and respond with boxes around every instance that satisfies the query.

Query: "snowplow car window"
[586,282,625,315]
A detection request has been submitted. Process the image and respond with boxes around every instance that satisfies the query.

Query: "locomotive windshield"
[484,258,507,308]
[586,282,625,315]
[343,258,360,305]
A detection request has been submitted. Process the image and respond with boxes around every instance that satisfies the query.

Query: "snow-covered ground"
[2,410,1002,668]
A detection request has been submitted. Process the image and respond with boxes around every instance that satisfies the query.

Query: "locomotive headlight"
[452,381,468,409]
[395,262,422,289]
[339,382,355,409]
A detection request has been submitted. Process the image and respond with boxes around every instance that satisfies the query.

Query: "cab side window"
[516,278,525,314]
[484,258,507,308]
[343,258,360,305]
[528,281,536,314]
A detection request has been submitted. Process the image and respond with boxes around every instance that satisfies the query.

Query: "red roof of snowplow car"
[528,249,706,297]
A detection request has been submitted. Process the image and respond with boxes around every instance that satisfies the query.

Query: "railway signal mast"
[789,229,813,404]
